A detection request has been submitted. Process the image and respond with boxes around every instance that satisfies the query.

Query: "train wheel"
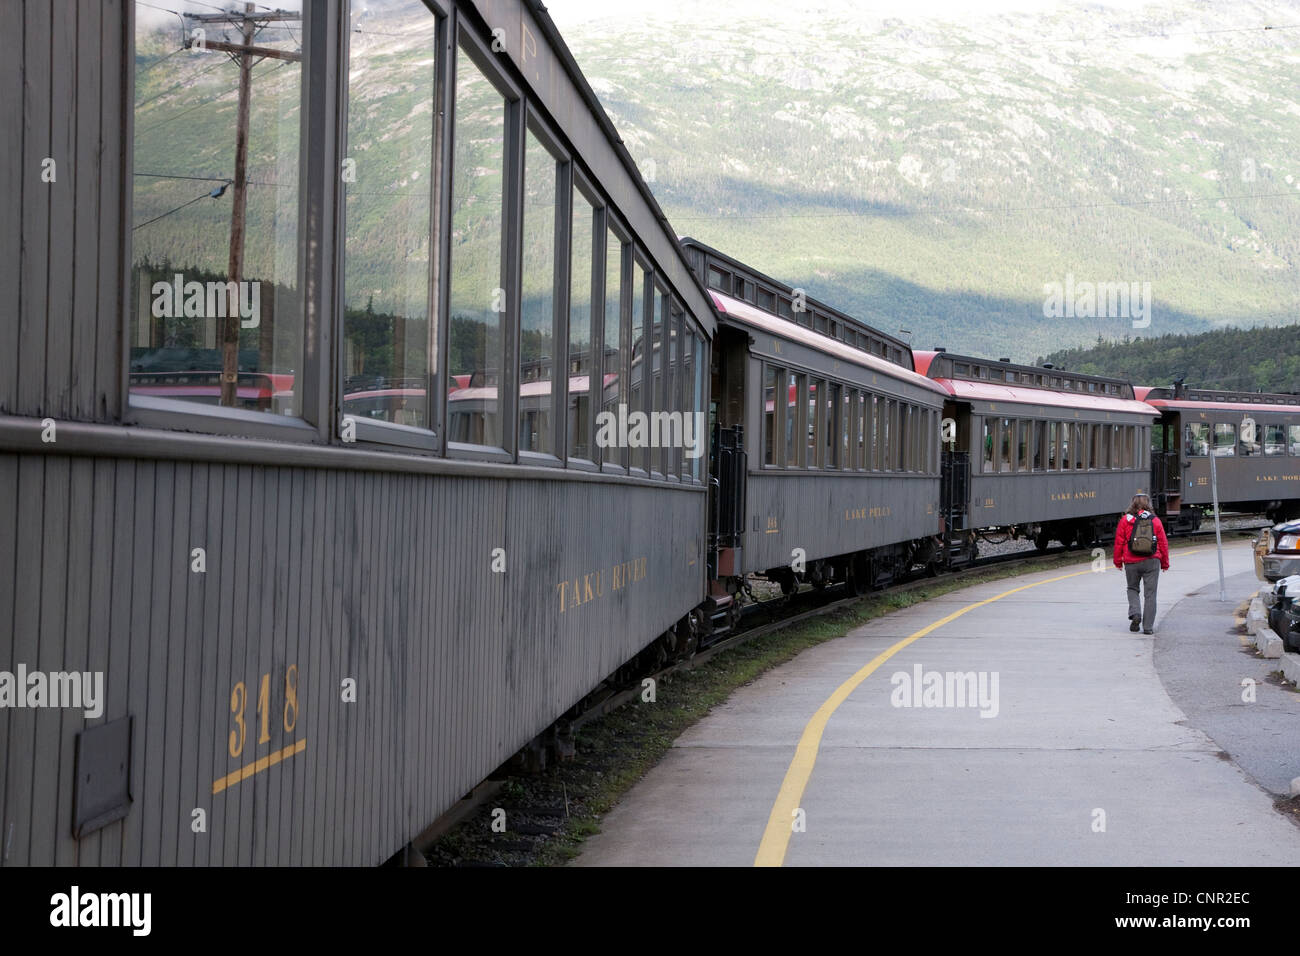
[1034,531,1049,552]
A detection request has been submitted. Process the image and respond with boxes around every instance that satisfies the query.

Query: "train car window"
[1265,423,1288,456]
[855,393,865,470]
[707,265,729,293]
[628,260,648,471]
[1032,421,1045,471]
[601,227,626,470]
[808,380,823,467]
[651,289,669,475]
[916,407,925,471]
[1289,425,1300,456]
[871,395,882,471]
[448,42,513,450]
[1075,423,1088,469]
[1088,424,1101,469]
[982,419,994,473]
[645,289,660,471]
[1185,422,1209,457]
[898,403,909,471]
[567,187,597,462]
[763,365,777,467]
[778,297,794,320]
[825,383,840,468]
[1239,418,1261,457]
[519,128,564,456]
[1212,422,1236,457]
[915,406,924,471]
[669,306,684,478]
[843,389,852,469]
[899,403,909,471]
[996,418,1011,472]
[787,373,802,467]
[758,287,776,313]
[131,1,307,418]
[1017,420,1030,471]
[1125,425,1136,468]
[692,331,705,481]
[734,278,747,300]
[1046,422,1056,470]
[341,2,437,433]
[1060,422,1072,469]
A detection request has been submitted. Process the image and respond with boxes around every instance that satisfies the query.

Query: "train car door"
[940,400,973,565]
[1151,411,1181,517]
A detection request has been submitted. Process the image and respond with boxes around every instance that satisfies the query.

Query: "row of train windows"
[760,366,938,474]
[980,419,1147,473]
[126,2,705,478]
[953,363,1123,395]
[1184,422,1300,457]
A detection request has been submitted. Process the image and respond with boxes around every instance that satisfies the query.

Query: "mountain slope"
[550,0,1300,359]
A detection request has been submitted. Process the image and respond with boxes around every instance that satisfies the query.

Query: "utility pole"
[183,5,301,407]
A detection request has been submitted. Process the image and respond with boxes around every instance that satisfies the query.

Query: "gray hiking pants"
[1125,558,1160,630]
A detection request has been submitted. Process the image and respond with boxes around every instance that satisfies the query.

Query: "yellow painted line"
[753,543,1245,865]
[753,567,1097,866]
[212,738,307,795]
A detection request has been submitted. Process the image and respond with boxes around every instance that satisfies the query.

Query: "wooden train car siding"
[2,0,126,423]
[0,455,703,865]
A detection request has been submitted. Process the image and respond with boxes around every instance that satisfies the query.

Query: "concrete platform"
[575,542,1300,866]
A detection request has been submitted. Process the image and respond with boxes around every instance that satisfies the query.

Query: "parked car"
[1267,574,1300,652]
[1258,521,1300,583]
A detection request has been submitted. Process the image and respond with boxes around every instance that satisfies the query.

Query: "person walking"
[1113,493,1169,634]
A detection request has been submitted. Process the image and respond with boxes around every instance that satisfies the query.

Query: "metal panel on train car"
[0,454,704,866]
[745,475,941,572]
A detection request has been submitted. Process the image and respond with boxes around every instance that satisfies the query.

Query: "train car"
[1139,385,1300,527]
[915,351,1159,553]
[682,241,949,604]
[0,0,715,866]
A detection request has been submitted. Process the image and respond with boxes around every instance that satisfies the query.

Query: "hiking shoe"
[1129,618,1140,632]
[1143,628,1153,635]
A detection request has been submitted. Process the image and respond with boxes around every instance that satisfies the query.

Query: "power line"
[135,171,236,182]
[132,185,229,230]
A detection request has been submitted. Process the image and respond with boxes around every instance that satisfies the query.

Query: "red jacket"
[1113,511,1169,571]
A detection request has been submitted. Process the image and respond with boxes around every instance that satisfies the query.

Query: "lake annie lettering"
[556,556,647,613]
[1050,490,1097,501]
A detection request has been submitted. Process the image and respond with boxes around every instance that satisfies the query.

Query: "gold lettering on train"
[1049,490,1098,501]
[844,506,892,521]
[557,557,646,613]
[215,664,304,795]
[520,21,538,64]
